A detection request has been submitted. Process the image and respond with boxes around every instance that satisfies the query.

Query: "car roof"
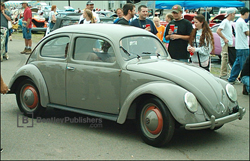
[51,24,155,40]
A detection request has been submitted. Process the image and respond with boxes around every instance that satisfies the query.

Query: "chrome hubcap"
[21,85,38,111]
[141,104,163,139]
[145,110,159,132]
[23,89,35,107]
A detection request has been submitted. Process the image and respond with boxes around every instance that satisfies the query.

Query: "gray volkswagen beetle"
[8,24,246,147]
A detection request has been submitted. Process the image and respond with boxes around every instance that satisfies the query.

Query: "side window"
[41,36,70,58]
[73,37,116,63]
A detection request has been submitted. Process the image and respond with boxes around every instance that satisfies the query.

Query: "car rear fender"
[8,64,49,107]
[117,82,206,124]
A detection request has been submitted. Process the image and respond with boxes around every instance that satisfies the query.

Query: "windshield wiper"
[120,46,131,56]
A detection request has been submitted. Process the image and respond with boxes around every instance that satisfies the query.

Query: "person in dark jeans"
[240,56,249,95]
[1,2,11,60]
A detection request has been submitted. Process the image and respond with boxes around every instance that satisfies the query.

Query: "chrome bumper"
[185,106,246,130]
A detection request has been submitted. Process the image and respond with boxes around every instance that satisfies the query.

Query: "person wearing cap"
[163,4,193,62]
[79,1,100,23]
[228,7,249,85]
[20,1,32,54]
[130,5,158,35]
[216,7,236,79]
[117,3,135,25]
[1,2,11,61]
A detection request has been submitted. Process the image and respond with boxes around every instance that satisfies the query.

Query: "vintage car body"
[8,24,246,147]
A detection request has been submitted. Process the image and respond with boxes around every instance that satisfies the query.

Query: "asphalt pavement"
[0,37,249,160]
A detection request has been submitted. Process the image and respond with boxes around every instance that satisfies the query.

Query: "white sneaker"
[3,52,10,60]
[3,52,9,60]
[229,79,241,85]
[219,75,228,79]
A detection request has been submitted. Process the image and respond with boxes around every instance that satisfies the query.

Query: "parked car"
[210,22,249,57]
[50,15,80,33]
[160,13,197,27]
[56,12,82,18]
[30,12,48,33]
[48,14,113,35]
[8,24,246,147]
[209,13,240,27]
[96,10,117,19]
[184,13,197,23]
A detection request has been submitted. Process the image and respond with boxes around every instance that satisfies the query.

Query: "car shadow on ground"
[32,107,233,148]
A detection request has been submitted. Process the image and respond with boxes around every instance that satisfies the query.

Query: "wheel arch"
[8,64,49,107]
[117,82,206,125]
[117,82,186,124]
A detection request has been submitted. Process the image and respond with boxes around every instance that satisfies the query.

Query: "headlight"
[226,84,237,102]
[184,92,198,113]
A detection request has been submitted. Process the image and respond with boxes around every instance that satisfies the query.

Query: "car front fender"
[8,64,49,107]
[117,81,206,125]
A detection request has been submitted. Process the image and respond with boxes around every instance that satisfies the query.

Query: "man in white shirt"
[217,8,236,79]
[228,7,249,84]
[79,1,100,23]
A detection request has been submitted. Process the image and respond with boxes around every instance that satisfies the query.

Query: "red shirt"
[23,7,32,28]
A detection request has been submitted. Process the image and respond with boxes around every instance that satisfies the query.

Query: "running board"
[47,104,118,122]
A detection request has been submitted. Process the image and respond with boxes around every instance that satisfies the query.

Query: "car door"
[35,34,71,105]
[66,35,120,114]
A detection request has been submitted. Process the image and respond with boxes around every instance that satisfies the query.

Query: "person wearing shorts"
[20,1,32,54]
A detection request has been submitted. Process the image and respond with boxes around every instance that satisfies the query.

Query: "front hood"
[126,59,230,117]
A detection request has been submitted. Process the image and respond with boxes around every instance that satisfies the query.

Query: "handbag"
[8,21,12,29]
[194,30,210,72]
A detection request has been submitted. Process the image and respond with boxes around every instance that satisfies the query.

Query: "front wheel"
[16,79,45,118]
[137,97,175,147]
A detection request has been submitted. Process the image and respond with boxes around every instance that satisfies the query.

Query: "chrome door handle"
[66,66,75,71]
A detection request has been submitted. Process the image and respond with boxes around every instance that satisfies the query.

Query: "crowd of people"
[1,1,249,95]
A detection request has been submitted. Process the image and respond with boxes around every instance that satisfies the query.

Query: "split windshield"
[120,36,169,61]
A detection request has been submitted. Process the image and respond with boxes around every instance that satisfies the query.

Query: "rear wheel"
[16,79,45,118]
[137,97,175,147]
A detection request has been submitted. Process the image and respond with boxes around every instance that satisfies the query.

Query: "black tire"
[16,79,45,118]
[136,97,175,147]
